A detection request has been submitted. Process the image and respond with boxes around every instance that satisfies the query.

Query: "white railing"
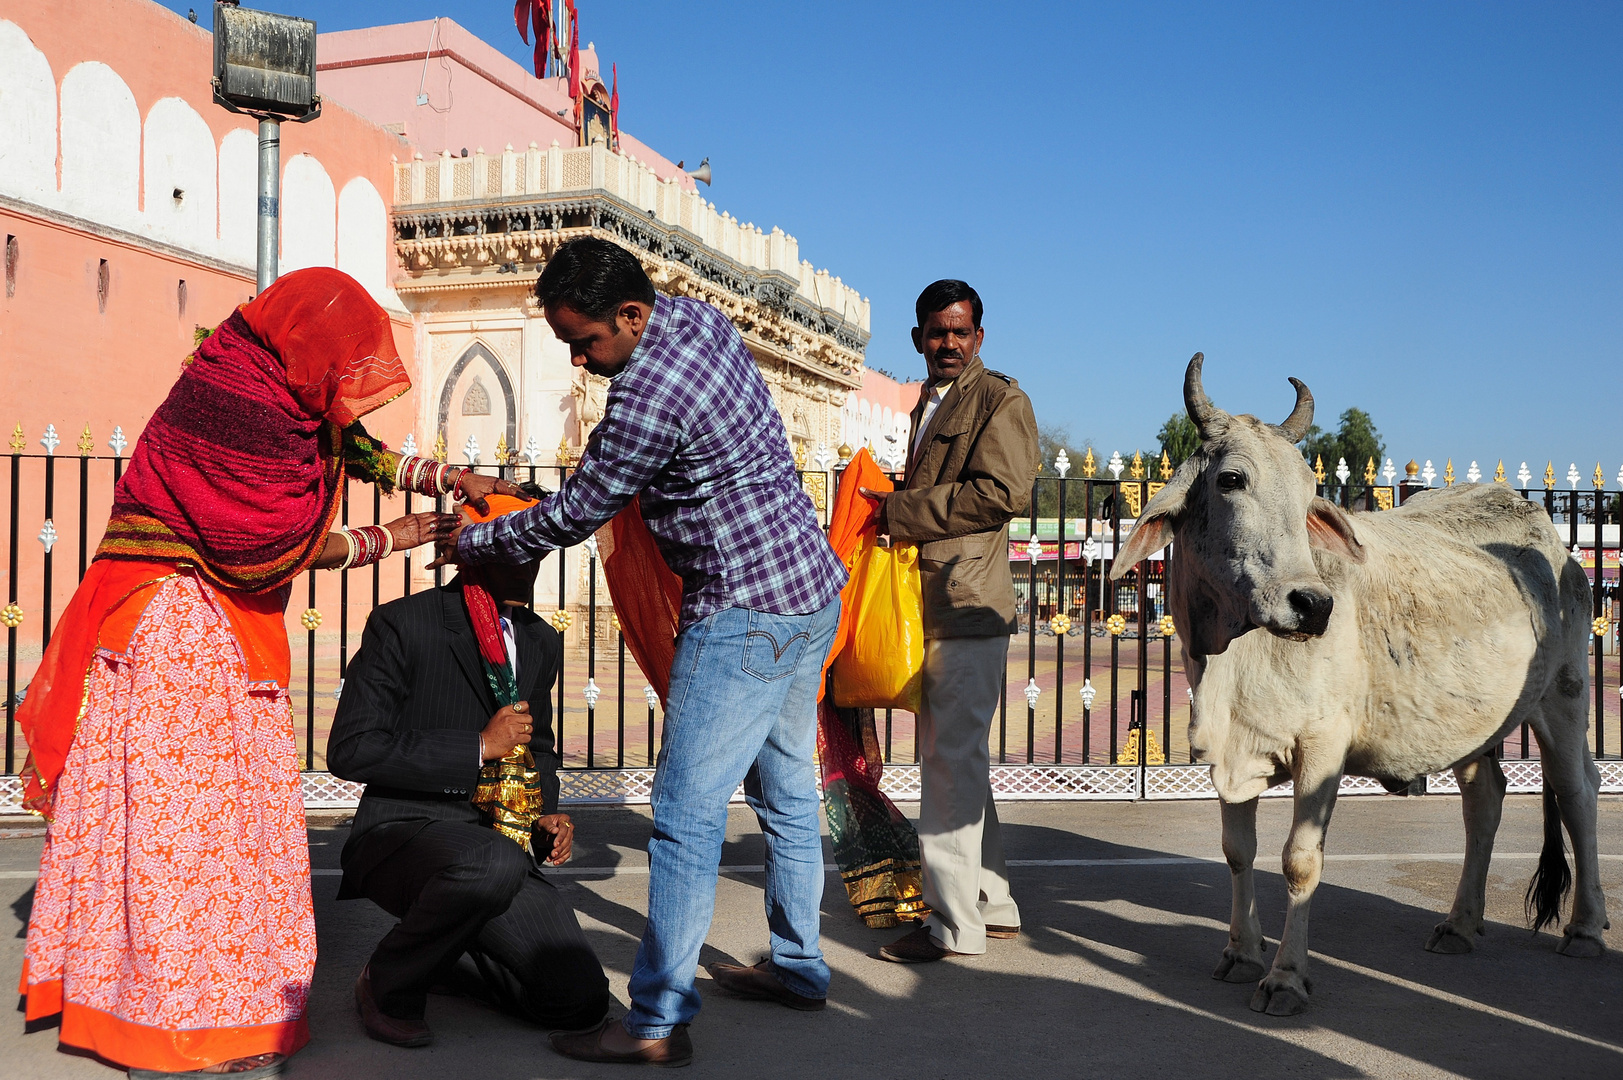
[393,142,870,333]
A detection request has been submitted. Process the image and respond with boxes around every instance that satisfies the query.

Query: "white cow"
[1112,355,1608,1016]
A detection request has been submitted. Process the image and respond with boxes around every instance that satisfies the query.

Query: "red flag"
[566,0,580,100]
[514,1,552,78]
[610,62,619,143]
[532,1,552,79]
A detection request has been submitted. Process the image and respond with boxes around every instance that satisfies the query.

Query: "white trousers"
[917,635,1020,954]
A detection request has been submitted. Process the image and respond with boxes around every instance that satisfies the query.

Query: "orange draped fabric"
[596,457,889,707]
[597,496,684,707]
[821,449,889,691]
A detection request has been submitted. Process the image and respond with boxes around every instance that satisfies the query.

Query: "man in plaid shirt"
[447,238,845,1066]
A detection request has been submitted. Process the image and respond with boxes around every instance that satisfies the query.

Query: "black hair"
[915,279,982,328]
[516,480,553,501]
[535,237,657,323]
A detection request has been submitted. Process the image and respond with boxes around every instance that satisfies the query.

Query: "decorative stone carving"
[570,369,610,442]
[461,375,492,416]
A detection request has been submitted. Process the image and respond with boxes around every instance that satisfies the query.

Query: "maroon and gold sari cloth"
[818,451,926,927]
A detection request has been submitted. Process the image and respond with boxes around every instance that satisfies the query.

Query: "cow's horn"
[1183,353,1228,439]
[1279,377,1314,442]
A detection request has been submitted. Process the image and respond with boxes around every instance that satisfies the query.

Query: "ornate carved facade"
[390,143,871,479]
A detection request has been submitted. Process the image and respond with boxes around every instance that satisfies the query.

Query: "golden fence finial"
[432,431,447,463]
[1159,450,1173,480]
[78,424,94,456]
[1595,463,1606,490]
[1544,461,1555,489]
[495,433,510,466]
[557,436,574,469]
[1082,447,1097,478]
[1129,450,1144,480]
[1494,460,1506,483]
[9,424,23,452]
[1363,457,1377,485]
[1313,455,1326,484]
[1443,459,1455,486]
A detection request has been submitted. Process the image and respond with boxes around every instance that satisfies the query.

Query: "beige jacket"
[883,357,1040,638]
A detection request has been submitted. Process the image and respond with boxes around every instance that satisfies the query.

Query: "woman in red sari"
[17,268,515,1078]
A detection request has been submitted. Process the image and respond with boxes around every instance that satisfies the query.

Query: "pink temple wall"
[318,20,693,187]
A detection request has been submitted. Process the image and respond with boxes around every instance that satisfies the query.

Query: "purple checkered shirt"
[456,295,847,628]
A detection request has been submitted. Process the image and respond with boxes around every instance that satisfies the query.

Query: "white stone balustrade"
[394,142,870,332]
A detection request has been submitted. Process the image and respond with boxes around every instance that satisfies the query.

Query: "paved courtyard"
[3,794,1622,1079]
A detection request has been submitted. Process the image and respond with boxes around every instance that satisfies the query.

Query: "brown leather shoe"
[706,959,826,1011]
[879,925,968,964]
[355,966,432,1048]
[550,1018,693,1068]
[986,924,1021,940]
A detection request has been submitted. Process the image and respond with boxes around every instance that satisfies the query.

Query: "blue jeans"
[623,596,841,1038]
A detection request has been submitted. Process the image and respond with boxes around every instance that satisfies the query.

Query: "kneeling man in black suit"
[329,495,609,1046]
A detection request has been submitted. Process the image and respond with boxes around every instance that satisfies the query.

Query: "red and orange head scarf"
[97,267,411,594]
[241,266,410,427]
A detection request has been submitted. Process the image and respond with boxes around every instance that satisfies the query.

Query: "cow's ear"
[1110,476,1189,580]
[1306,497,1365,563]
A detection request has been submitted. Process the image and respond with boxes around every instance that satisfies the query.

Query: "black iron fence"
[1,448,1618,778]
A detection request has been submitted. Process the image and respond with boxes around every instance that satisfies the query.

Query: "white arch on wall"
[218,128,257,267]
[143,97,217,252]
[281,153,336,272]
[336,176,389,300]
[0,20,57,205]
[59,62,140,230]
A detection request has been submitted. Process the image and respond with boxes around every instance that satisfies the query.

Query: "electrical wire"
[415,17,454,114]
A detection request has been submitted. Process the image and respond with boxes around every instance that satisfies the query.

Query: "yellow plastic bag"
[830,534,924,712]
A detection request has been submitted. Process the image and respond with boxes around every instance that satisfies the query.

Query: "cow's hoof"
[1213,949,1266,983]
[1556,930,1606,958]
[1424,922,1476,954]
[1249,975,1309,1016]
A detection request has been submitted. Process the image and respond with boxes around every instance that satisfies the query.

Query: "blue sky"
[172,1,1622,478]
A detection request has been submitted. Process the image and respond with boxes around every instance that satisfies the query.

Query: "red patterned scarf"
[95,269,409,594]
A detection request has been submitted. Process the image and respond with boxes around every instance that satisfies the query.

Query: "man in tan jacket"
[865,280,1040,963]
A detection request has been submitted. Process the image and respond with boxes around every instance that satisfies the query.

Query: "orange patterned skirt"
[20,574,314,1071]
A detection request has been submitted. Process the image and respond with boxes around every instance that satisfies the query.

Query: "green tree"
[1034,424,1094,517]
[1157,410,1202,468]
[1298,408,1386,495]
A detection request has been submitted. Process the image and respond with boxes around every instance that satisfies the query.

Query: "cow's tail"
[1524,784,1572,933]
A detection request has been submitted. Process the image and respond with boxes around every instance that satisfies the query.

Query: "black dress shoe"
[355,966,432,1048]
[879,925,968,964]
[706,959,826,1011]
[550,1018,693,1068]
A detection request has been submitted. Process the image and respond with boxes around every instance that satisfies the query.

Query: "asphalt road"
[4,794,1621,1079]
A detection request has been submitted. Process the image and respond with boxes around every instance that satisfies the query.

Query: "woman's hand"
[385,512,460,551]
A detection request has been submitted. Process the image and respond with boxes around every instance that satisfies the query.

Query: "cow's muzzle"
[1285,587,1334,637]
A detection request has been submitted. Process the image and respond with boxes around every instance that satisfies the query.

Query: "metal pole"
[256,117,281,292]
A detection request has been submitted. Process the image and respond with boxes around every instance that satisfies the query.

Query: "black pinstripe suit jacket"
[329,580,561,898]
